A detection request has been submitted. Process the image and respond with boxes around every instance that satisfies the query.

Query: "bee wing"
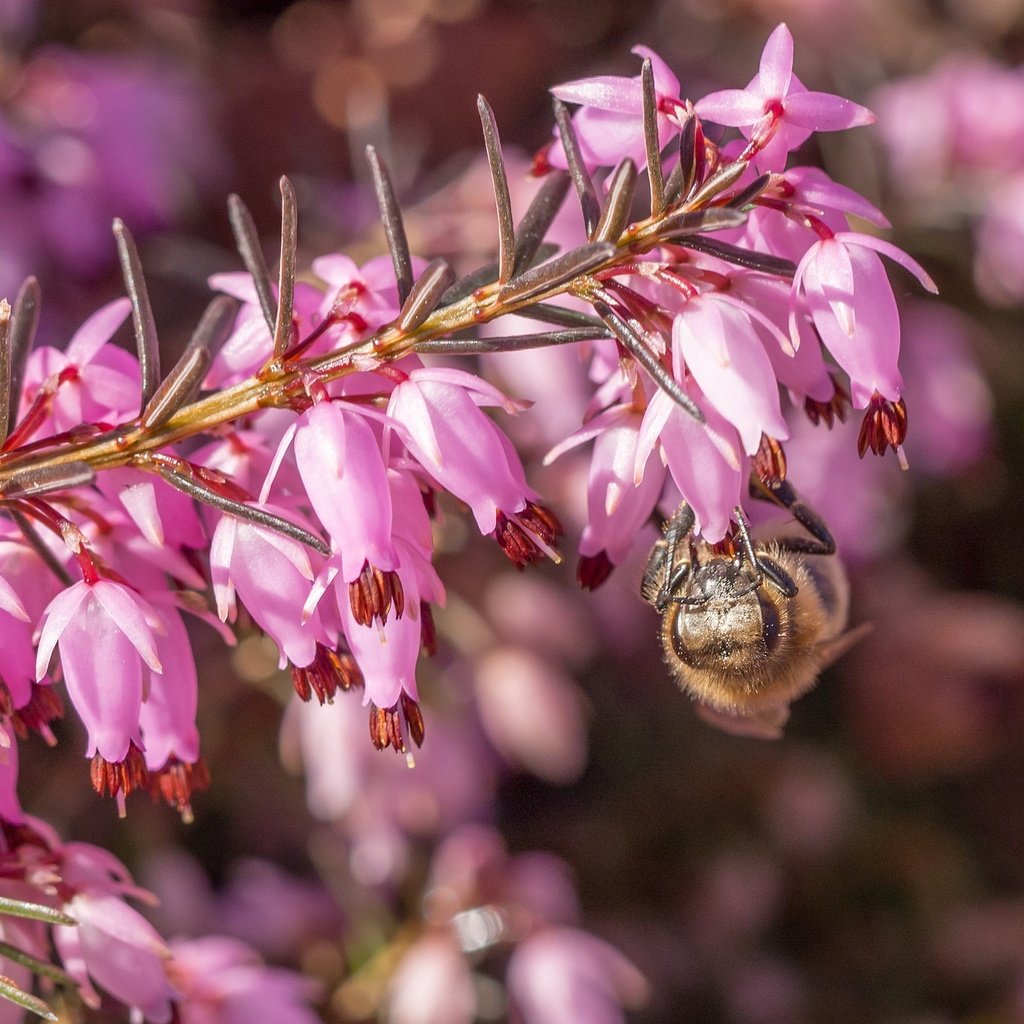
[694,700,790,740]
[817,621,874,671]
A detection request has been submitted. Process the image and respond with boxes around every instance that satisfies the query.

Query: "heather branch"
[0,155,756,504]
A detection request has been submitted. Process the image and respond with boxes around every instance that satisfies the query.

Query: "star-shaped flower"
[695,23,875,170]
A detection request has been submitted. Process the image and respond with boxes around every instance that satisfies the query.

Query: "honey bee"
[641,479,867,737]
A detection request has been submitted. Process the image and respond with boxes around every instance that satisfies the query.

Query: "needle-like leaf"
[414,326,610,354]
[552,98,601,238]
[141,296,236,429]
[498,241,615,306]
[664,111,699,206]
[594,159,638,243]
[1,461,96,499]
[6,278,41,439]
[149,463,330,556]
[679,236,797,277]
[0,301,10,450]
[641,59,665,216]
[273,176,298,359]
[227,193,276,334]
[398,259,456,333]
[366,146,413,306]
[0,977,57,1021]
[512,171,570,275]
[113,219,161,408]
[477,95,516,284]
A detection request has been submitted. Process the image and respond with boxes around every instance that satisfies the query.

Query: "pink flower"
[507,927,648,1024]
[695,23,874,170]
[637,389,746,543]
[545,402,664,583]
[548,46,682,171]
[387,367,532,535]
[292,401,398,584]
[210,509,325,669]
[792,231,936,408]
[386,934,476,1024]
[168,936,321,1024]
[35,578,161,763]
[672,293,789,455]
[18,297,139,438]
[54,891,174,1022]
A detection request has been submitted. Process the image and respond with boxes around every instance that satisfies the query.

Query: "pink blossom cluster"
[0,22,928,806]
[0,24,934,1012]
[535,23,933,586]
[0,816,318,1022]
[385,826,647,1024]
[872,52,1024,305]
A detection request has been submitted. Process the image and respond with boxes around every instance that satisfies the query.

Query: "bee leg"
[750,477,836,556]
[733,505,798,597]
[643,501,695,611]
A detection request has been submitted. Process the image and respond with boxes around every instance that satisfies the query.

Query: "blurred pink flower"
[168,936,321,1024]
[507,927,648,1024]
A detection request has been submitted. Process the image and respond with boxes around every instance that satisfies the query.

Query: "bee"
[641,478,866,737]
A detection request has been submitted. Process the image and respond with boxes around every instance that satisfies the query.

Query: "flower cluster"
[0,24,933,1015]
[0,816,318,1022]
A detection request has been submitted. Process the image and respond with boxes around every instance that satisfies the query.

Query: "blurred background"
[6,1,1024,1021]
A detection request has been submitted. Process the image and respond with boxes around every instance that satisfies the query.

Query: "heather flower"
[792,231,936,408]
[473,646,587,784]
[385,934,476,1024]
[637,389,747,543]
[547,402,667,584]
[35,578,161,765]
[695,22,874,170]
[507,927,648,1024]
[291,400,401,625]
[167,936,321,1024]
[17,296,137,440]
[671,293,789,455]
[210,509,325,670]
[55,890,174,1022]
[205,277,326,387]
[547,46,682,171]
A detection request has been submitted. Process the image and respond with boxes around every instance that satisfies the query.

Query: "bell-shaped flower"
[168,936,322,1024]
[546,403,665,569]
[138,605,199,771]
[637,388,746,543]
[792,231,936,408]
[292,401,398,583]
[54,891,174,1023]
[507,927,648,1024]
[18,297,139,438]
[35,579,162,763]
[97,468,206,552]
[387,367,532,535]
[210,509,325,669]
[386,934,476,1024]
[341,566,424,713]
[695,23,874,170]
[548,46,682,171]
[312,252,415,338]
[672,293,790,455]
